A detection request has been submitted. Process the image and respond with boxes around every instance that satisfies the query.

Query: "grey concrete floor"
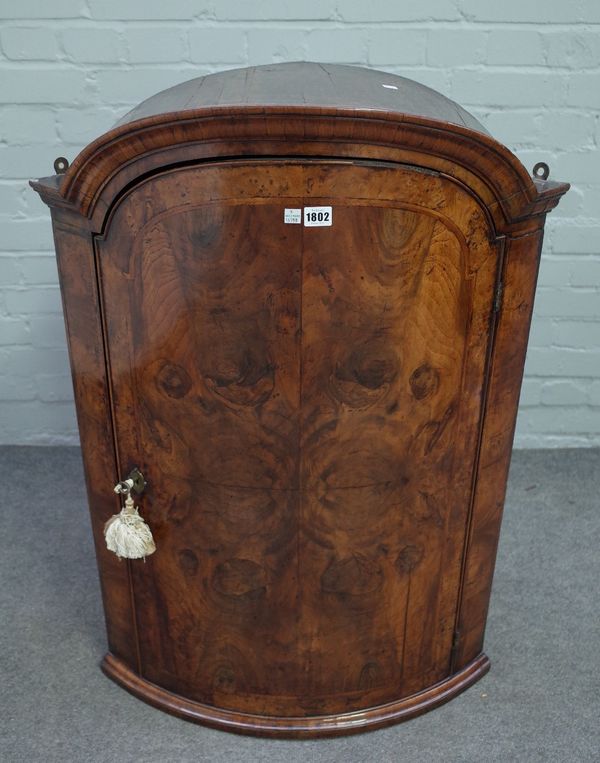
[0,446,598,762]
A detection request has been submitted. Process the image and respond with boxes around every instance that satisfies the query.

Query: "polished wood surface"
[31,62,569,736]
[114,62,488,134]
[96,160,499,716]
[50,220,139,670]
[101,651,490,737]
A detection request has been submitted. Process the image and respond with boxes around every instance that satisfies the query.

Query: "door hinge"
[493,280,504,313]
[451,629,461,658]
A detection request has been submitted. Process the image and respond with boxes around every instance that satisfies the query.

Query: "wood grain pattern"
[50,213,138,669]
[43,63,567,228]
[113,62,487,133]
[30,62,569,736]
[101,651,490,737]
[95,160,500,716]
[453,228,547,670]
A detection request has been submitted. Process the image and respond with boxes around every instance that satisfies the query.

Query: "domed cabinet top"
[32,61,568,232]
[115,61,488,133]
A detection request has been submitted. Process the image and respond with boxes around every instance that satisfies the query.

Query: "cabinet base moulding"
[101,652,491,738]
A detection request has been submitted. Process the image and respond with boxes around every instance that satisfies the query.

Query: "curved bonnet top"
[46,61,567,227]
[114,61,488,135]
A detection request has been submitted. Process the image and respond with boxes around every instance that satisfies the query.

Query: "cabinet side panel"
[454,227,544,668]
[51,214,138,669]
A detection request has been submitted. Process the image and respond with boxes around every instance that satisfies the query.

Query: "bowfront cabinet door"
[96,159,501,716]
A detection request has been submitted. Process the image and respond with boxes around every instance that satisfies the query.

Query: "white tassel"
[104,494,156,560]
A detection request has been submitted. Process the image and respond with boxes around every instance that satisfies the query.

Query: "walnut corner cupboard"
[31,62,569,737]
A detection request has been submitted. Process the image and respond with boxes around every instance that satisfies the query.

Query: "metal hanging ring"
[532,162,550,181]
[53,156,70,174]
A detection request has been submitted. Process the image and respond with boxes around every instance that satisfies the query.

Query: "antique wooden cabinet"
[32,62,568,737]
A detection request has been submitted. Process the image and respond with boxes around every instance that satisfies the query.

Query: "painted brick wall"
[0,0,599,446]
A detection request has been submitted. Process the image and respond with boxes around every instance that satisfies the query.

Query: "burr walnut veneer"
[31,63,568,737]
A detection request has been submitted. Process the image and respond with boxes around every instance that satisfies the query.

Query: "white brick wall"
[0,0,598,447]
